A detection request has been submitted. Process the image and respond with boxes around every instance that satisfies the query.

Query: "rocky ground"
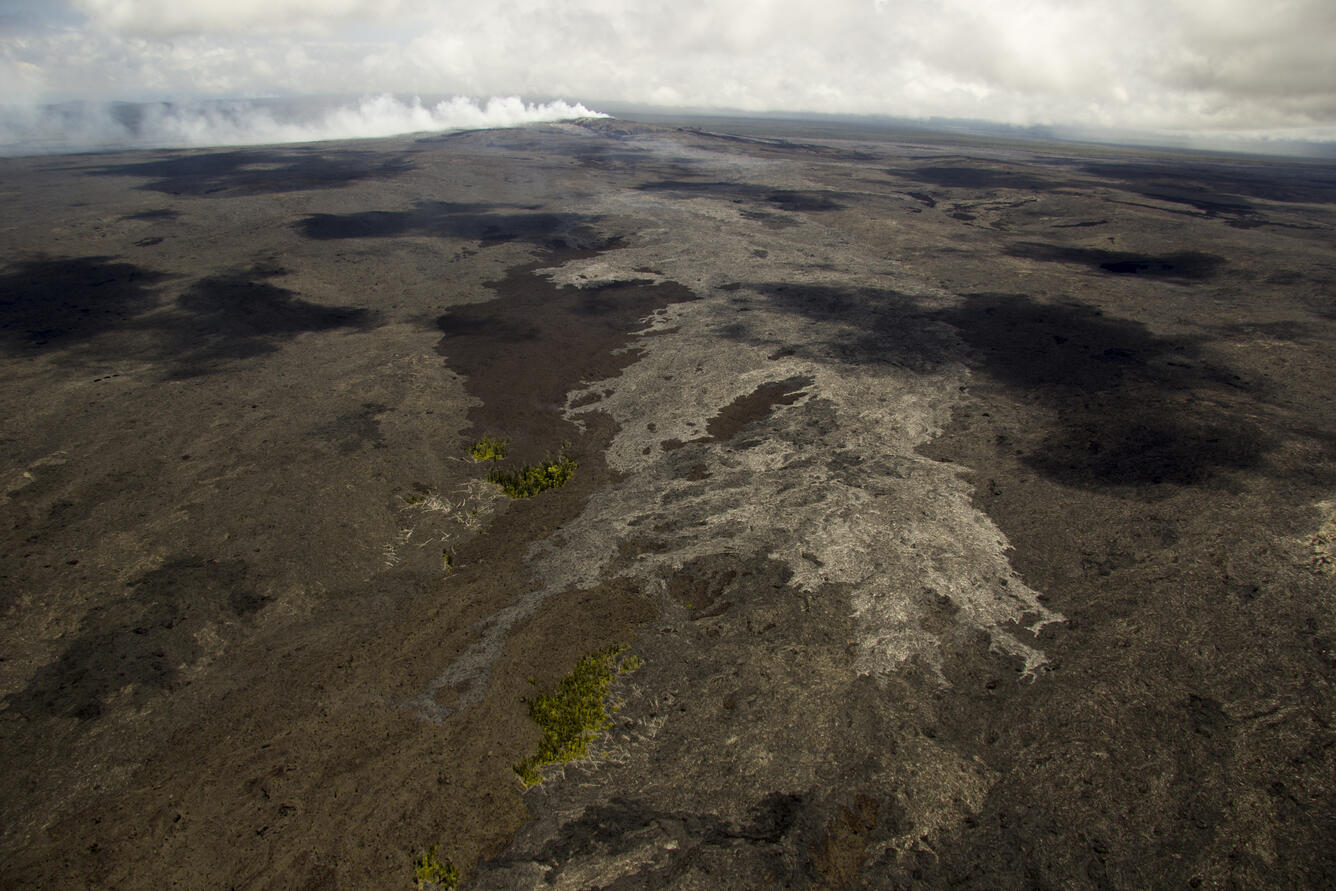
[1,116,1334,888]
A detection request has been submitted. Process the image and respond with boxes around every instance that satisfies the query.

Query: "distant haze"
[2,0,1334,153]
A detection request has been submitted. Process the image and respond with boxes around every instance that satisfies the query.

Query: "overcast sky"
[3,0,1335,140]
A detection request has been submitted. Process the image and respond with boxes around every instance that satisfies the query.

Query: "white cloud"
[69,0,403,35]
[3,0,1334,142]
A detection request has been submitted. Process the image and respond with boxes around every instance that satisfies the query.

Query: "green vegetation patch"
[486,453,578,499]
[514,646,642,787]
[468,435,509,463]
[413,845,458,890]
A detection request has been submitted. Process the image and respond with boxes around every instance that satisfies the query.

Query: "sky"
[2,0,1335,151]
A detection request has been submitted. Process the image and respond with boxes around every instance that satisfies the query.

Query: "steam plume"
[0,95,606,156]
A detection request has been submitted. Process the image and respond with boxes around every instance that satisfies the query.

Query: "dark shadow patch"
[87,148,413,197]
[4,556,264,722]
[312,402,389,454]
[1114,183,1255,217]
[0,258,378,375]
[739,283,953,371]
[1081,159,1336,207]
[740,209,800,230]
[0,256,168,355]
[636,180,847,212]
[933,293,1270,490]
[120,209,180,222]
[1007,242,1225,281]
[933,294,1207,392]
[152,265,379,378]
[295,200,602,250]
[1027,417,1267,487]
[894,164,1062,192]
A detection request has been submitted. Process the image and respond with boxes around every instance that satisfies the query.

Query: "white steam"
[0,95,607,157]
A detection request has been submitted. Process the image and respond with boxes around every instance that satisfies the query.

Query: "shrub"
[413,845,458,890]
[513,647,640,786]
[486,453,577,499]
[468,435,509,463]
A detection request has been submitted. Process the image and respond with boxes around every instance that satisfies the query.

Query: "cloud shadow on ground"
[635,181,849,212]
[0,257,168,355]
[119,208,180,222]
[4,556,265,722]
[1080,160,1336,208]
[1006,243,1227,281]
[84,148,414,197]
[933,292,1270,489]
[295,200,604,250]
[740,280,1273,491]
[890,164,1065,192]
[727,282,956,372]
[151,264,380,378]
[0,256,379,377]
